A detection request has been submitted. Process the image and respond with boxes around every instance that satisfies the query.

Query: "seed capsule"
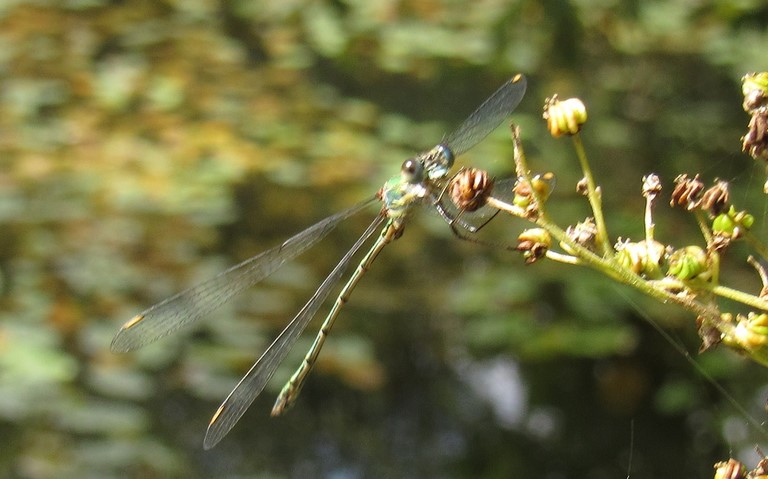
[670,174,704,210]
[448,168,494,212]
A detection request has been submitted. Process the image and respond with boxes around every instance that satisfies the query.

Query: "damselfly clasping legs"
[111,74,527,449]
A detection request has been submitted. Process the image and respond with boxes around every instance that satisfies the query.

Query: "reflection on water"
[459,356,527,429]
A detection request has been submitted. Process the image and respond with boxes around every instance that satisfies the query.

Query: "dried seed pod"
[642,173,662,200]
[742,110,768,162]
[670,173,704,210]
[696,315,722,352]
[700,179,730,215]
[564,217,598,253]
[448,168,494,212]
[741,73,768,163]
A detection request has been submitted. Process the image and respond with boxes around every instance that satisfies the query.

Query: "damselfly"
[111,74,527,449]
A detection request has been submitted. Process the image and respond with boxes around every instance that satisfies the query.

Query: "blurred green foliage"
[0,0,767,477]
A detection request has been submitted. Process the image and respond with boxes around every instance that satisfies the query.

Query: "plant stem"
[572,134,612,256]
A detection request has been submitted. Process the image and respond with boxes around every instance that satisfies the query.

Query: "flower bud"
[531,172,556,200]
[712,213,736,236]
[734,313,768,348]
[512,173,555,216]
[722,313,768,367]
[713,458,747,479]
[732,208,755,230]
[742,72,768,112]
[712,205,754,239]
[516,228,551,264]
[543,96,587,137]
[615,239,666,279]
[667,245,708,281]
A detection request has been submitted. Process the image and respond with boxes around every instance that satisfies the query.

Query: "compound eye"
[401,158,424,184]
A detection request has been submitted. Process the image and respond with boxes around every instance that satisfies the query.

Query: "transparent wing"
[111,197,377,353]
[202,214,387,450]
[432,178,517,233]
[442,74,527,156]
[487,177,518,204]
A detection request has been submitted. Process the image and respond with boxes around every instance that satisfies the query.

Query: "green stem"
[710,284,768,311]
[644,192,655,243]
[487,195,724,324]
[545,250,582,265]
[509,124,550,220]
[743,230,768,261]
[693,210,713,245]
[572,134,611,256]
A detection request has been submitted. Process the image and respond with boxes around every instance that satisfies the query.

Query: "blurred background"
[1,1,768,477]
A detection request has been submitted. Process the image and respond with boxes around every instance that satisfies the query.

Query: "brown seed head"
[448,168,494,212]
[700,179,730,215]
[670,173,704,210]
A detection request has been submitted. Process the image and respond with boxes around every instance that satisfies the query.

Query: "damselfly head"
[421,144,454,180]
[401,158,425,184]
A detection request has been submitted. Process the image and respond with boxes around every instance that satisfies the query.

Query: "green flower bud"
[712,213,736,235]
[732,208,754,230]
[712,206,754,238]
[667,246,708,280]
